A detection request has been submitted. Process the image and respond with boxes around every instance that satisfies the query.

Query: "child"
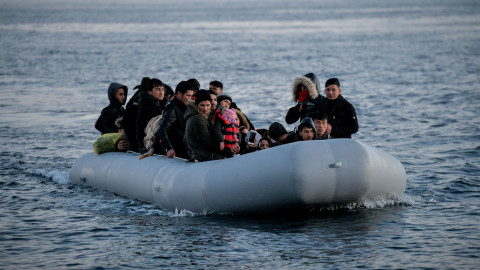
[214,108,241,157]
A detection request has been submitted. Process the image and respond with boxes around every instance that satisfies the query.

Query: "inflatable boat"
[69,139,406,214]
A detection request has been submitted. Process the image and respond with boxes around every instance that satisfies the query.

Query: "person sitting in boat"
[136,78,167,154]
[213,108,241,157]
[321,78,358,138]
[95,82,128,151]
[216,94,255,131]
[209,80,223,95]
[258,136,272,150]
[285,73,326,125]
[150,81,195,159]
[308,111,333,140]
[207,90,218,121]
[294,117,317,141]
[268,122,296,147]
[209,79,255,130]
[123,77,150,152]
[187,78,200,93]
[185,90,225,162]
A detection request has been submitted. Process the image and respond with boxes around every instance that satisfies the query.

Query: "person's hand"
[139,148,154,160]
[219,142,225,150]
[327,124,332,135]
[231,143,240,154]
[116,139,128,151]
[166,149,176,158]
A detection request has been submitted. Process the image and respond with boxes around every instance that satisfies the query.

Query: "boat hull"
[69,140,406,213]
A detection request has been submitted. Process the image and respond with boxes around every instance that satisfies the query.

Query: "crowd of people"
[94,73,359,162]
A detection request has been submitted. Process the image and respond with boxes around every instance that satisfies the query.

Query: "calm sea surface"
[1,0,479,268]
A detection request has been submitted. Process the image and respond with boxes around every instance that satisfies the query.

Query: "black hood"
[107,82,128,107]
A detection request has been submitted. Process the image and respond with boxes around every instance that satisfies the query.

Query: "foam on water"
[25,168,70,184]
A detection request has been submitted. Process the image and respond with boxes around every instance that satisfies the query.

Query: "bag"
[93,133,124,154]
[143,115,163,150]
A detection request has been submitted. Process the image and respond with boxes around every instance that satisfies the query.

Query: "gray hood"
[107,82,128,107]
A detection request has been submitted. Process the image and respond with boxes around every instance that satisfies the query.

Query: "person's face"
[115,88,126,104]
[209,85,223,94]
[299,127,315,141]
[149,85,165,101]
[259,139,269,150]
[198,100,211,115]
[314,118,328,136]
[210,94,217,110]
[325,84,341,100]
[177,90,194,105]
[220,99,231,109]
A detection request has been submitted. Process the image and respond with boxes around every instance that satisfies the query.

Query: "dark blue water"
[1,0,479,268]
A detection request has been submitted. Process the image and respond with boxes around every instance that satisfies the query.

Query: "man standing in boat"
[150,81,194,159]
[322,78,358,138]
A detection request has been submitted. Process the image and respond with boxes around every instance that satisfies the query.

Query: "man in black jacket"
[322,78,358,138]
[151,81,194,159]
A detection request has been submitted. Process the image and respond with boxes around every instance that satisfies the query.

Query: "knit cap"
[217,94,232,104]
[222,108,238,124]
[268,122,287,140]
[194,89,212,105]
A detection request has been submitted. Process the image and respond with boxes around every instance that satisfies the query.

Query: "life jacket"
[213,109,239,149]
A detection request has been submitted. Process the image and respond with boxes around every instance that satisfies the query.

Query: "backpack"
[143,114,163,150]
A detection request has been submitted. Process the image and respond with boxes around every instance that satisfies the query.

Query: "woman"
[184,90,224,162]
[136,78,167,153]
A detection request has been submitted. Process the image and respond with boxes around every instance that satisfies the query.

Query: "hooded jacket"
[285,75,326,124]
[95,83,128,134]
[123,77,151,152]
[184,101,224,162]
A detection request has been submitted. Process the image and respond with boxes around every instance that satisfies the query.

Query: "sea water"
[1,0,479,268]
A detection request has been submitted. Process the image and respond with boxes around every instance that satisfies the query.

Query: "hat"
[222,108,238,124]
[194,89,212,105]
[325,78,340,87]
[217,94,232,104]
[269,122,287,140]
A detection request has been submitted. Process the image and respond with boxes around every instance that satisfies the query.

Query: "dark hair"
[164,84,174,97]
[175,81,194,94]
[148,78,163,91]
[207,89,218,96]
[187,78,200,91]
[133,77,151,92]
[325,78,340,88]
[298,117,316,133]
[209,80,223,89]
[308,111,328,121]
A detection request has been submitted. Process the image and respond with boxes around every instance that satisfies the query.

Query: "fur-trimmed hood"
[291,77,318,102]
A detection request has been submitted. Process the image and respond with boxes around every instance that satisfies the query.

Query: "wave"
[25,168,70,184]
